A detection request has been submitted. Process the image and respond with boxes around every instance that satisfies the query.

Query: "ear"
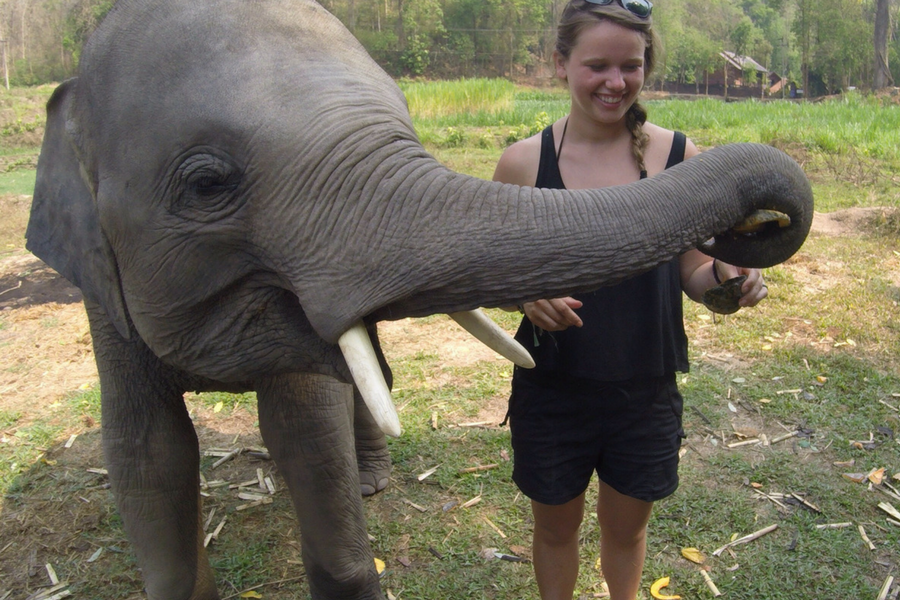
[26,79,131,339]
[553,51,567,81]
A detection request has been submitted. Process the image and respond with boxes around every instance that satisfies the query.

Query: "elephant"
[25,0,813,598]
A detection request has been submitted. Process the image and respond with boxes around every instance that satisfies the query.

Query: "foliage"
[1,0,896,95]
[401,34,432,76]
[62,0,116,67]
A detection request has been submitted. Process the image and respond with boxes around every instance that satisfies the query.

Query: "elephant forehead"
[81,0,396,111]
[79,1,407,175]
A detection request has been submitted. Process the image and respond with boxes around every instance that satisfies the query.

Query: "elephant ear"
[26,79,131,340]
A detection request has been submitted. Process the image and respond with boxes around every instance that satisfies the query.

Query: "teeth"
[449,310,535,369]
[338,322,402,438]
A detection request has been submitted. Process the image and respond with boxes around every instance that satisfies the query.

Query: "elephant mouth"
[337,310,534,437]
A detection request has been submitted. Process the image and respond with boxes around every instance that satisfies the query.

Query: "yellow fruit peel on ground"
[650,576,682,600]
[681,547,706,564]
[374,557,386,574]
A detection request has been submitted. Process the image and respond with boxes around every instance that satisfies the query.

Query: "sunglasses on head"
[584,0,653,18]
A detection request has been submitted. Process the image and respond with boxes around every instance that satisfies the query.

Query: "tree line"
[0,0,896,97]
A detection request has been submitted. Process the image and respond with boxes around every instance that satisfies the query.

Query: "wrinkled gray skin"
[25,1,812,598]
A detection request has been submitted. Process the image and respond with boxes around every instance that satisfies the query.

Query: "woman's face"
[555,19,647,126]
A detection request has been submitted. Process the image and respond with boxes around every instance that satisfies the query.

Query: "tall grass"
[404,81,900,164]
[399,78,517,120]
[651,92,900,160]
[404,80,900,213]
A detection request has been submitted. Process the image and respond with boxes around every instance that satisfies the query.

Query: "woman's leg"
[532,492,586,600]
[596,481,653,600]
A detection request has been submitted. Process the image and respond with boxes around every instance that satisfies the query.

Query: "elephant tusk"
[448,309,536,369]
[338,322,402,438]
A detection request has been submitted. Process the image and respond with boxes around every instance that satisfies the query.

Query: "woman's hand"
[712,260,768,308]
[522,297,584,331]
[681,250,768,309]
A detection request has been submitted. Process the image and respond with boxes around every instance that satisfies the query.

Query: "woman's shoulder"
[644,122,699,171]
[492,132,543,186]
[493,118,566,186]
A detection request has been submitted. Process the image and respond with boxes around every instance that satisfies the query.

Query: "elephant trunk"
[355,142,811,335]
[297,142,812,346]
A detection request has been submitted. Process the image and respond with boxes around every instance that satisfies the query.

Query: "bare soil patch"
[809,206,891,236]
[0,252,95,423]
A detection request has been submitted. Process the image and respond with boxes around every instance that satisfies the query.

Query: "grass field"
[1,80,899,600]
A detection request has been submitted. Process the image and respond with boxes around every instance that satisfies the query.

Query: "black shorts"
[508,370,685,505]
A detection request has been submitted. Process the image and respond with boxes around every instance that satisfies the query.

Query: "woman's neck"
[564,109,632,145]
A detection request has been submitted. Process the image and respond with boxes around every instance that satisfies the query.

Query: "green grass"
[405,81,900,215]
[0,168,36,195]
[399,77,518,120]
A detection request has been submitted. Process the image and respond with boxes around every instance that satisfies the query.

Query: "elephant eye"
[191,172,235,195]
[183,156,240,195]
[172,152,244,221]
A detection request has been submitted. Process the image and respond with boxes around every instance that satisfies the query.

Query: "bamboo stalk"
[212,448,241,468]
[878,502,900,521]
[790,492,821,513]
[700,569,722,597]
[45,563,59,585]
[482,515,507,539]
[858,524,876,551]
[235,497,273,511]
[876,575,894,600]
[712,524,778,556]
[815,522,852,529]
[770,431,798,444]
[402,498,427,512]
[726,438,760,448]
[459,464,499,474]
[461,495,482,508]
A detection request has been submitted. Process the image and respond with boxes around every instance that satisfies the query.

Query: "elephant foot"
[358,469,390,496]
[357,447,391,496]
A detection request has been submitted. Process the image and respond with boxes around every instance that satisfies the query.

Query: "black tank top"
[514,125,690,382]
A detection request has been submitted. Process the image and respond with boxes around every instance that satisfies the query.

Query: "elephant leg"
[86,302,217,600]
[257,373,383,600]
[354,389,391,496]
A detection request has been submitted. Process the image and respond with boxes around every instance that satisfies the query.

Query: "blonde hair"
[556,0,660,174]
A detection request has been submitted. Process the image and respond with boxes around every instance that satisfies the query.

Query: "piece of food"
[650,576,682,600]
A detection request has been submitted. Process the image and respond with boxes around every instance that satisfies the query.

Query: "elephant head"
[25,0,812,598]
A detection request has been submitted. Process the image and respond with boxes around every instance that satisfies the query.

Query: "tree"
[792,0,813,94]
[874,0,893,89]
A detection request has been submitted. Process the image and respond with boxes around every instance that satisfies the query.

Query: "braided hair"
[555,0,660,174]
